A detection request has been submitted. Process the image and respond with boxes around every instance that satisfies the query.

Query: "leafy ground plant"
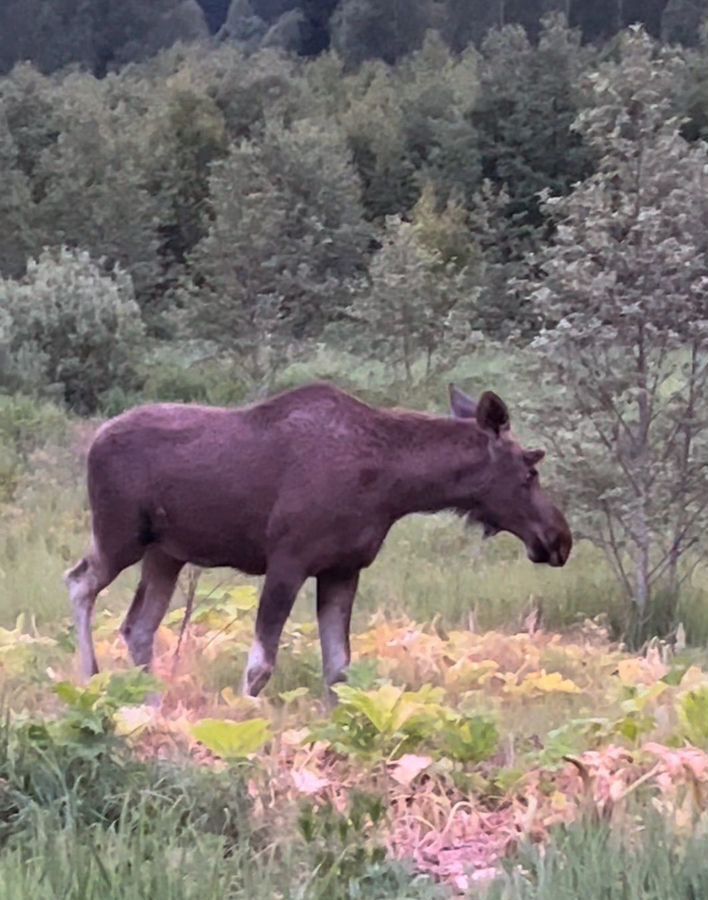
[312,682,499,763]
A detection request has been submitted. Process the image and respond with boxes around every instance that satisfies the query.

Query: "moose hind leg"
[64,552,111,682]
[243,559,305,698]
[317,570,359,706]
[120,548,183,670]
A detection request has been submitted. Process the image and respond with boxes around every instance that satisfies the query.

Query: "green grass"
[1,430,705,646]
[356,514,625,634]
[486,813,708,899]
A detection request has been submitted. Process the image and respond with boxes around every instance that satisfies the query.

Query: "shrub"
[1,247,145,413]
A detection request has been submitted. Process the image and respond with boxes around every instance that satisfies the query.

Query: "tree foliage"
[472,16,595,255]
[345,215,477,384]
[522,30,708,644]
[181,117,371,387]
[1,248,145,413]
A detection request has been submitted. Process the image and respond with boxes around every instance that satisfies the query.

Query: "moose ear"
[449,384,477,419]
[523,449,545,467]
[476,391,510,436]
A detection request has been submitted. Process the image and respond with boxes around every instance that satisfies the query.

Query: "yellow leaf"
[679,666,708,692]
[445,659,499,690]
[550,790,569,811]
[220,687,261,714]
[617,654,668,686]
[507,670,582,696]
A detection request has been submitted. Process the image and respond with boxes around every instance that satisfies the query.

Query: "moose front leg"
[243,559,305,698]
[317,569,359,706]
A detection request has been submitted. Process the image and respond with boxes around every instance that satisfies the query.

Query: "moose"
[65,382,572,700]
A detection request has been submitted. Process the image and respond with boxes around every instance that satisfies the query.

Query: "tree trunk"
[631,320,653,647]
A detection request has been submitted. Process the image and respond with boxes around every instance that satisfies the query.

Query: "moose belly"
[153,491,270,575]
[303,524,390,577]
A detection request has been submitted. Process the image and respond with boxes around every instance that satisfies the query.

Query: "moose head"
[449,384,572,567]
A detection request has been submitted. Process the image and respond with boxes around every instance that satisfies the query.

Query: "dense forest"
[1,0,706,75]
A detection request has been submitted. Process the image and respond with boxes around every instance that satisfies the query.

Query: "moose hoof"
[244,664,273,698]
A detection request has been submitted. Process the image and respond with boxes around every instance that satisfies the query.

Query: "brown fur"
[65,382,572,700]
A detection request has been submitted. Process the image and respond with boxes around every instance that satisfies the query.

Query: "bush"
[1,247,145,414]
[0,393,69,500]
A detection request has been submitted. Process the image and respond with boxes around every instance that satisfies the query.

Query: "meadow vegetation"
[1,359,708,896]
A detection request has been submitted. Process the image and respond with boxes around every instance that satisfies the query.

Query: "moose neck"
[383,414,490,519]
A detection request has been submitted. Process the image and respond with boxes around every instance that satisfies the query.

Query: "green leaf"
[191,718,271,759]
[679,688,708,747]
[278,687,309,704]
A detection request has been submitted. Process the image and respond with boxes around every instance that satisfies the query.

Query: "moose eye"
[525,468,538,486]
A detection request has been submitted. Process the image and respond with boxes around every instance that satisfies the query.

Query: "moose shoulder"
[65,382,572,701]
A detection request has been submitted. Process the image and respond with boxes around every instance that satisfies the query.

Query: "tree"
[395,32,481,207]
[468,15,595,334]
[0,0,94,76]
[467,179,526,337]
[219,0,268,44]
[345,215,476,384]
[521,30,708,645]
[330,0,435,67]
[31,73,164,326]
[472,15,595,245]
[181,117,371,388]
[0,64,60,184]
[0,0,208,78]
[1,248,145,413]
[661,0,707,46]
[440,0,508,51]
[412,183,478,269]
[142,67,229,269]
[198,0,231,32]
[337,33,479,220]
[0,117,34,279]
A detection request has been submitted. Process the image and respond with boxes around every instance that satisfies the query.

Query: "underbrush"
[0,673,439,900]
[0,579,707,894]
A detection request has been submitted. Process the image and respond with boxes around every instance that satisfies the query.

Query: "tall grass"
[356,514,625,634]
[486,813,708,899]
[3,465,707,646]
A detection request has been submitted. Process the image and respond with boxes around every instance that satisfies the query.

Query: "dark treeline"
[0,0,706,77]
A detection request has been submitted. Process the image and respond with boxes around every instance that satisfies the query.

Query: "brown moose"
[65,383,572,700]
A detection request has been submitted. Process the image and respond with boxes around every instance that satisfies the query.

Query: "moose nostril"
[554,535,571,566]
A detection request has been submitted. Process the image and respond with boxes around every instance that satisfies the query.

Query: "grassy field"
[1,368,708,898]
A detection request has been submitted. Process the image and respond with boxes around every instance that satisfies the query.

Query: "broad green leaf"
[279,687,309,704]
[191,717,271,759]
